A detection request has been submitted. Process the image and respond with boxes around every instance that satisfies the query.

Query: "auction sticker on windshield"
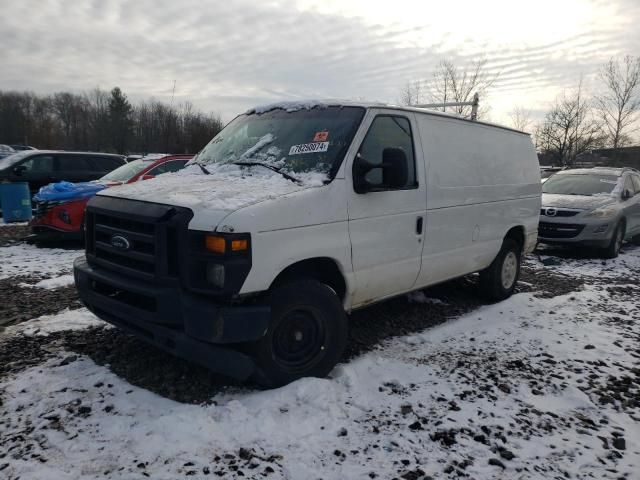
[289,142,329,155]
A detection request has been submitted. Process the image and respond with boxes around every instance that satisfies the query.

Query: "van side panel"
[415,115,540,287]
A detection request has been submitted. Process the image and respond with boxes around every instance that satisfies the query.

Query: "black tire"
[630,233,640,246]
[251,279,348,388]
[479,238,521,302]
[601,221,625,259]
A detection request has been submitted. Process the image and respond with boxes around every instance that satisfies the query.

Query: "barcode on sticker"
[289,142,329,155]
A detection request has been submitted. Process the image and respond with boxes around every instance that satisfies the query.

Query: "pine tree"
[108,87,133,154]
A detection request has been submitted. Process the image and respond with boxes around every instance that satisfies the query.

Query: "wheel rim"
[272,308,325,373]
[501,251,518,290]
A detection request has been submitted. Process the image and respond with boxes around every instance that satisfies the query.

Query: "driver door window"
[358,115,416,190]
[631,174,640,194]
[623,177,635,198]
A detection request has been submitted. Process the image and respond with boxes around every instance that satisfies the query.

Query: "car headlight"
[585,206,618,219]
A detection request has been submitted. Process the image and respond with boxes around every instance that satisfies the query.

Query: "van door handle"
[416,216,423,235]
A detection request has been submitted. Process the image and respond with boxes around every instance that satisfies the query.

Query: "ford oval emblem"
[110,234,131,250]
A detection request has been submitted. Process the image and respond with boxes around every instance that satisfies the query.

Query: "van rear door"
[347,110,426,306]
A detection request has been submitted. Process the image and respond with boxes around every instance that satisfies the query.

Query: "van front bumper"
[73,257,270,380]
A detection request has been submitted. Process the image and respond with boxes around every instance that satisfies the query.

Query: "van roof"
[247,99,530,136]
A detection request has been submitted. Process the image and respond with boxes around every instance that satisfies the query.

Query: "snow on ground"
[20,274,75,289]
[0,243,81,280]
[528,243,640,280]
[1,252,639,479]
[0,222,28,228]
[4,308,102,337]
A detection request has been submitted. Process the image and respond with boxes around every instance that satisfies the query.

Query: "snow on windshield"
[193,105,365,179]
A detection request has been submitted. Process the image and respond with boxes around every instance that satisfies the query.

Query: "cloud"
[0,0,638,125]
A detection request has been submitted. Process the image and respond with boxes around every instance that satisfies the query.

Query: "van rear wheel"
[479,238,521,301]
[251,279,348,388]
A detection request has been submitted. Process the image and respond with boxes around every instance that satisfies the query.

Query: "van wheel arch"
[504,225,525,251]
[270,257,347,301]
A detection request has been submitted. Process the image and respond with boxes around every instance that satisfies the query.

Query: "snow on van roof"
[245,99,529,135]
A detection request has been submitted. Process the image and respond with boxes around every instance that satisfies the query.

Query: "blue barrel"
[0,182,33,223]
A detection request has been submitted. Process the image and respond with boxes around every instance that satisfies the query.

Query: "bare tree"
[535,82,606,165]
[595,55,640,148]
[508,106,533,132]
[399,80,424,106]
[427,59,497,118]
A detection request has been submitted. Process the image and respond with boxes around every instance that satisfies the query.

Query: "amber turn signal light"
[205,235,226,254]
[231,239,248,251]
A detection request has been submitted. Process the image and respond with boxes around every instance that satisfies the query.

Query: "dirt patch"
[0,224,30,247]
[0,276,82,327]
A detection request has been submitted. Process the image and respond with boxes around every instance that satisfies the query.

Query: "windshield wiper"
[193,162,211,175]
[232,161,302,184]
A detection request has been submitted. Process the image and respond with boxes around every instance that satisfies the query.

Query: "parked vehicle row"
[0,150,127,195]
[29,154,192,240]
[72,100,542,387]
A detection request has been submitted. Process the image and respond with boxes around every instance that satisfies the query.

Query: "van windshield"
[193,106,365,179]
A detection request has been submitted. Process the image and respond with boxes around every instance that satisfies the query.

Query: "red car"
[29,154,192,241]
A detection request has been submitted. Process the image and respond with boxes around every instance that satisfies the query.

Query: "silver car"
[539,167,640,258]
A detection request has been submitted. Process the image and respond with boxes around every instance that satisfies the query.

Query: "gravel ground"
[0,224,584,402]
[0,224,638,479]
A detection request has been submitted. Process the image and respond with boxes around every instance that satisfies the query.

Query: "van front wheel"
[479,239,521,301]
[251,279,348,388]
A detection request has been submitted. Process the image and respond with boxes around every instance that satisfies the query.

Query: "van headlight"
[585,206,618,219]
[206,263,225,288]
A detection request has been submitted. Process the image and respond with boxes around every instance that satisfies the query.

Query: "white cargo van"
[74,101,541,386]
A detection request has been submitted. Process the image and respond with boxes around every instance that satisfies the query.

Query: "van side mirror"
[622,189,633,200]
[13,165,26,176]
[353,148,409,194]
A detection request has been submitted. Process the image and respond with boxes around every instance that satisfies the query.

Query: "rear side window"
[20,155,55,173]
[148,160,188,176]
[631,174,640,194]
[358,115,416,189]
[57,155,94,171]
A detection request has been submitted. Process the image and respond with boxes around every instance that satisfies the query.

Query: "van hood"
[97,165,325,228]
[541,193,617,210]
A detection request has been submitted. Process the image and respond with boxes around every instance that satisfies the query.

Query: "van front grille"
[85,197,193,280]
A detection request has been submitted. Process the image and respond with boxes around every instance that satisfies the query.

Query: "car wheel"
[631,233,640,246]
[602,221,624,259]
[479,238,521,301]
[251,279,348,388]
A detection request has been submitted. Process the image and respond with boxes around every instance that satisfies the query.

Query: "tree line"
[0,87,224,155]
[400,55,640,166]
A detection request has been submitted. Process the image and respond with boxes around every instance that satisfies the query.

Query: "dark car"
[0,150,126,195]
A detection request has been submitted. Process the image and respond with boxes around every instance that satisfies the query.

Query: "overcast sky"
[2,0,639,125]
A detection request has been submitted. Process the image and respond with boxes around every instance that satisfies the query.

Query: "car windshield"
[193,105,365,179]
[100,159,154,182]
[0,150,33,170]
[542,173,620,196]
